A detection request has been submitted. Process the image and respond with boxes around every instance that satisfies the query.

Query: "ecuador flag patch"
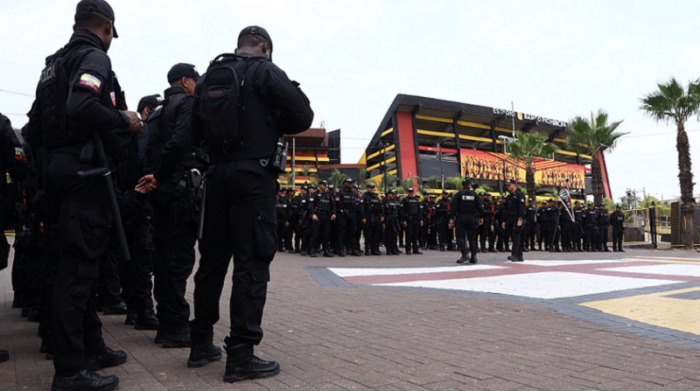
[79,73,102,92]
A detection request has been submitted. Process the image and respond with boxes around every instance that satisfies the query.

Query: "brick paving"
[2,246,700,390]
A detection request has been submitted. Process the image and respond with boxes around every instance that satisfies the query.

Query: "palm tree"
[507,131,559,201]
[357,167,369,188]
[448,176,463,190]
[299,164,317,184]
[425,175,441,190]
[567,110,627,206]
[328,169,348,188]
[641,78,698,249]
[401,174,420,190]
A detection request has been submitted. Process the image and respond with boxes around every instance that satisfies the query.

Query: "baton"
[78,132,131,262]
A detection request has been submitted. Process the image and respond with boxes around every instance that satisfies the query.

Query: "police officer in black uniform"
[338,178,362,256]
[611,205,625,252]
[540,200,556,251]
[118,94,160,330]
[25,1,142,389]
[504,180,526,262]
[137,63,202,348]
[583,202,599,251]
[572,201,584,251]
[523,198,537,251]
[383,188,402,255]
[559,202,573,252]
[0,113,28,365]
[285,188,300,252]
[362,183,384,255]
[419,193,432,249]
[187,26,313,382]
[299,185,313,255]
[327,184,340,253]
[450,178,484,264]
[480,193,496,252]
[309,180,336,257]
[434,190,451,251]
[536,201,546,250]
[401,187,423,254]
[352,183,364,253]
[495,196,507,251]
[598,204,611,252]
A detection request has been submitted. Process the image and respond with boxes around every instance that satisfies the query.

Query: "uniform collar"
[164,86,187,98]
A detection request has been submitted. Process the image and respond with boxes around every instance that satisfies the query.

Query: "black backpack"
[195,53,261,155]
[25,46,96,148]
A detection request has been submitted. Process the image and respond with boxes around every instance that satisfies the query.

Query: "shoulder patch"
[14,147,26,161]
[79,73,102,92]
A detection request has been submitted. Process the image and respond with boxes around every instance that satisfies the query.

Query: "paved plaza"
[2,245,700,390]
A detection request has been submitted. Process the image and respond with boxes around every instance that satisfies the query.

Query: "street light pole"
[379,141,387,194]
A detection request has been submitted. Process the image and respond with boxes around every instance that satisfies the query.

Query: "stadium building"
[359,94,612,199]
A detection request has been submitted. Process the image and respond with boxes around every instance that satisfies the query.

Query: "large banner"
[460,150,585,189]
[460,150,525,182]
[534,162,585,189]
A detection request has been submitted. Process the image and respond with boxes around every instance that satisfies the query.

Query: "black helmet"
[343,178,353,184]
[462,177,472,186]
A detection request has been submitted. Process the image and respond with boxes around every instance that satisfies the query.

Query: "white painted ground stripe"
[605,264,700,277]
[328,265,503,278]
[524,260,627,267]
[376,272,677,300]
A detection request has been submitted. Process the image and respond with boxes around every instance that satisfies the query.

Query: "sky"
[0,0,698,203]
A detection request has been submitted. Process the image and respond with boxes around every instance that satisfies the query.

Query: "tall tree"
[567,110,626,206]
[507,131,559,201]
[328,169,348,188]
[641,78,698,249]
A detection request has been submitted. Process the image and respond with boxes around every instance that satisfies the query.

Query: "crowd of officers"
[275,178,627,262]
[3,0,314,388]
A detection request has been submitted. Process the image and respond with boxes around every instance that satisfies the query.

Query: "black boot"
[85,347,127,371]
[0,349,8,363]
[159,327,191,348]
[223,341,280,383]
[124,310,137,326]
[134,309,159,330]
[188,333,222,368]
[51,369,119,391]
[469,253,478,264]
[102,301,128,315]
[456,251,468,264]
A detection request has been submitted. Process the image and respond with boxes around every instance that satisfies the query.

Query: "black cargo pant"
[46,150,110,375]
[310,212,332,254]
[152,188,197,334]
[404,216,421,252]
[384,217,399,254]
[455,215,478,256]
[337,212,356,252]
[612,225,623,250]
[190,160,277,347]
[121,192,155,313]
[364,214,382,253]
[508,219,524,260]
